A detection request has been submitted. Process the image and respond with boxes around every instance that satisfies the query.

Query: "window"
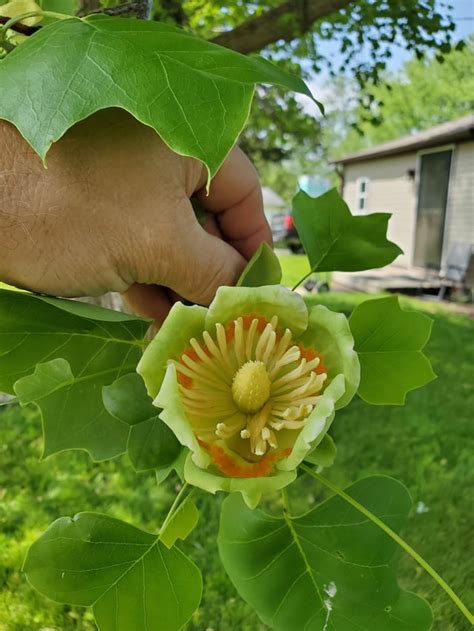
[356,177,369,213]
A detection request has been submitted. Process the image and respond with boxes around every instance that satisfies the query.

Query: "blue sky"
[301,0,474,115]
[382,0,473,71]
[317,0,473,73]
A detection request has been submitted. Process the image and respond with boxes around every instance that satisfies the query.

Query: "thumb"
[150,199,246,305]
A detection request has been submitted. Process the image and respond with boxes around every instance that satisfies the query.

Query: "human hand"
[0,109,271,323]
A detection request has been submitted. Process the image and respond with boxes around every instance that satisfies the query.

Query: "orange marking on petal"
[299,346,327,375]
[182,348,199,362]
[177,372,192,388]
[198,439,288,478]
[225,322,235,342]
[177,346,204,389]
[242,314,269,333]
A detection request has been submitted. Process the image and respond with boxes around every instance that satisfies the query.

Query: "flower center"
[231,360,271,414]
[174,315,328,463]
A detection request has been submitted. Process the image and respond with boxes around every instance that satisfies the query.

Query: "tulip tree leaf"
[292,188,403,273]
[0,15,317,179]
[0,289,148,460]
[304,433,336,468]
[103,373,182,472]
[237,242,282,288]
[103,372,159,426]
[160,494,200,550]
[350,296,436,405]
[24,512,202,631]
[14,357,131,461]
[155,450,188,486]
[218,475,432,631]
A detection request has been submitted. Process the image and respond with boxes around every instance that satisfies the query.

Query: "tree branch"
[76,0,101,17]
[0,15,41,35]
[210,0,355,54]
[77,1,153,19]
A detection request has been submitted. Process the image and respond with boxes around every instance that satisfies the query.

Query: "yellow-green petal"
[297,305,360,409]
[277,375,344,472]
[184,454,296,509]
[206,285,308,335]
[138,303,207,398]
[154,364,210,469]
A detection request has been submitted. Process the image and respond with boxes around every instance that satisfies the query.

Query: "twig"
[82,1,153,20]
[0,15,41,35]
[76,0,101,17]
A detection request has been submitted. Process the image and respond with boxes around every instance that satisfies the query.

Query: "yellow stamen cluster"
[173,316,327,459]
[232,361,271,414]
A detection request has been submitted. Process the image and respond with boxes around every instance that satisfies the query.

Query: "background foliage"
[330,36,474,157]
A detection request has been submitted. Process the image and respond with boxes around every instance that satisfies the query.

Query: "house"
[334,115,474,275]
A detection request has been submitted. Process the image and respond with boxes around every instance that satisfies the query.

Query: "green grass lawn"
[0,293,473,630]
[278,253,311,288]
[278,253,330,290]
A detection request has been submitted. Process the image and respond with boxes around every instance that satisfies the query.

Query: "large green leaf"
[292,188,403,273]
[218,476,432,631]
[14,357,130,460]
[237,242,282,288]
[350,296,436,405]
[103,373,182,472]
[0,289,148,460]
[0,14,316,179]
[24,512,202,631]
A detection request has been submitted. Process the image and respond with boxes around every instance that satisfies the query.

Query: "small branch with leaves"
[211,0,355,54]
[76,0,153,19]
[0,15,41,35]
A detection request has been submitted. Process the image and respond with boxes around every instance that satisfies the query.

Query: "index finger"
[194,146,272,260]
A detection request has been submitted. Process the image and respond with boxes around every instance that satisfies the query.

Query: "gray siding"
[444,141,474,266]
[342,153,418,266]
[342,142,473,270]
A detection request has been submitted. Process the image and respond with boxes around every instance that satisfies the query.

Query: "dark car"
[268,212,303,253]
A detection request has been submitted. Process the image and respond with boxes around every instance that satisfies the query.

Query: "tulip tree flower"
[138,286,360,507]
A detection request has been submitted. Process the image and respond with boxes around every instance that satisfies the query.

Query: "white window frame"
[356,177,369,214]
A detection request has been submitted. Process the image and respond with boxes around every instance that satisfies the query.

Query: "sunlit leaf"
[24,512,202,631]
[350,296,436,405]
[0,289,148,460]
[237,242,282,288]
[160,494,199,549]
[0,15,316,179]
[292,188,402,273]
[219,476,432,630]
[103,373,182,472]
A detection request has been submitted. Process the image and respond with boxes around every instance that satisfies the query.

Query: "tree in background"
[63,0,460,202]
[334,35,474,156]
